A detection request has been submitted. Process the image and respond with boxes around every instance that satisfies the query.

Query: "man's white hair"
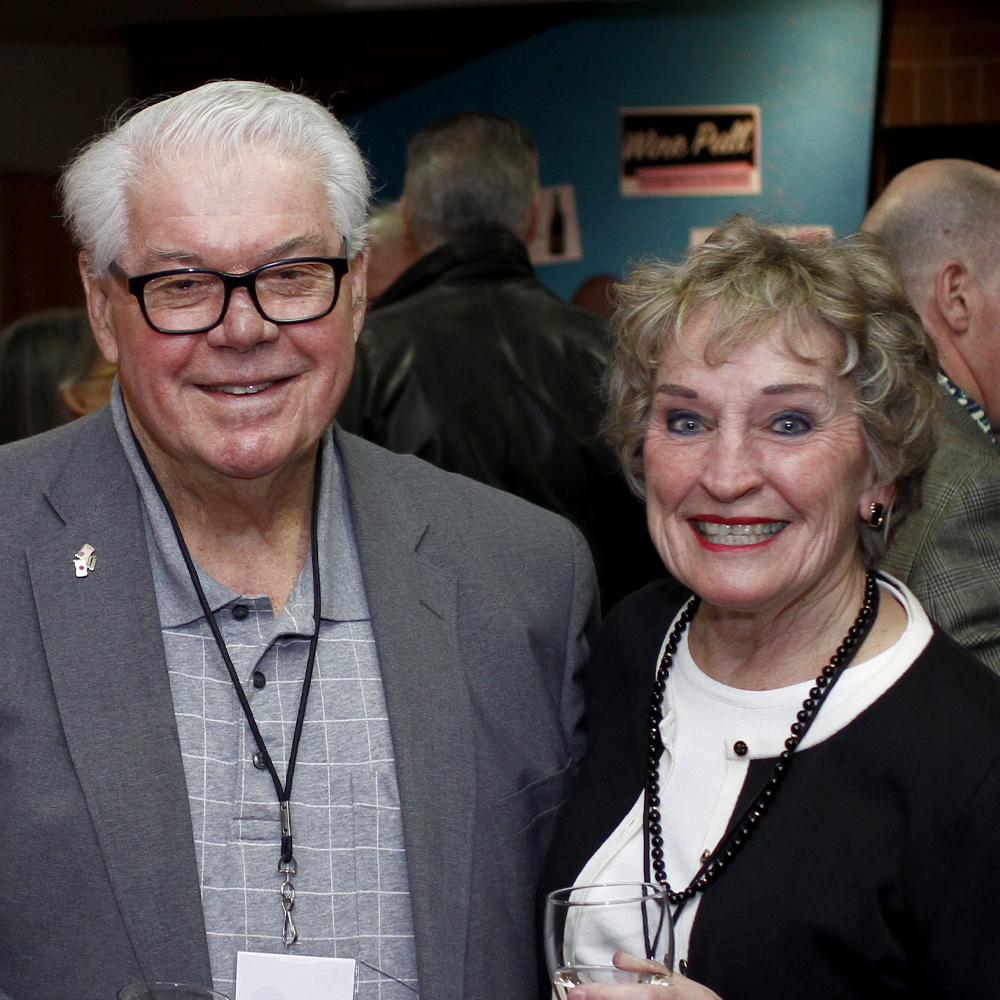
[61,80,371,276]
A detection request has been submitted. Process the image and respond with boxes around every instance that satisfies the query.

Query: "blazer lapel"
[338,430,476,1000]
[26,411,211,983]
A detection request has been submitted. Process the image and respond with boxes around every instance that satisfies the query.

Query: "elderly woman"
[539,216,1000,1000]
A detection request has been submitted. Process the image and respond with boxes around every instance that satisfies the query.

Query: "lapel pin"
[73,543,97,578]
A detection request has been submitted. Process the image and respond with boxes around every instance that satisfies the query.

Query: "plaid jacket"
[881,385,1000,673]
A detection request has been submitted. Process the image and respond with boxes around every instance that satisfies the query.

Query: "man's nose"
[699,427,765,502]
[205,286,279,351]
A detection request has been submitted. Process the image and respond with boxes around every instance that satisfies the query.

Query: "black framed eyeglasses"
[109,257,350,335]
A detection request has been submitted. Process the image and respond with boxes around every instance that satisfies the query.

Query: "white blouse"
[573,574,933,968]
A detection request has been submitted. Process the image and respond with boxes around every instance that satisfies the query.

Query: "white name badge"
[235,951,357,1000]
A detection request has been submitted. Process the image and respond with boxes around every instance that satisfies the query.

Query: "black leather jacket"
[338,228,662,609]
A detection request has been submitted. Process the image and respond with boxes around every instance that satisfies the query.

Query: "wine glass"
[545,882,674,998]
[117,984,231,1000]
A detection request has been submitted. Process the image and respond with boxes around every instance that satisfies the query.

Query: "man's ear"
[79,252,120,365]
[348,250,369,341]
[934,260,972,336]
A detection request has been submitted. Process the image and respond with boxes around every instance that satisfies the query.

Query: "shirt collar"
[938,371,996,443]
[110,381,369,628]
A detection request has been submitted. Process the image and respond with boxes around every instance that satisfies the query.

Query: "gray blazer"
[881,385,1000,672]
[0,407,597,1000]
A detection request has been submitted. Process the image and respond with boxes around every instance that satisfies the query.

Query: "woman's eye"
[666,411,705,435]
[771,412,812,435]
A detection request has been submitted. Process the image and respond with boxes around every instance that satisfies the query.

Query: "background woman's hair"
[60,80,372,277]
[606,214,940,564]
[0,308,101,445]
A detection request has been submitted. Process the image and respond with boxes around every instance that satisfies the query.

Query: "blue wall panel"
[351,0,882,299]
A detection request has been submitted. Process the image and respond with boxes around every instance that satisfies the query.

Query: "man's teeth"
[695,521,786,545]
[210,382,274,395]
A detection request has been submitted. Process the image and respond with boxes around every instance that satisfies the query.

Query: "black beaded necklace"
[643,571,880,922]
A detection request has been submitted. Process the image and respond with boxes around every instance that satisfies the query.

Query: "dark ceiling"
[0,0,590,42]
[0,0,331,43]
[127,5,592,117]
[4,0,594,118]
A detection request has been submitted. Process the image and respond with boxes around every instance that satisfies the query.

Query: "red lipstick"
[687,516,788,552]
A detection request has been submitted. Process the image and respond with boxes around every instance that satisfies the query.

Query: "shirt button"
[252,670,266,689]
[233,604,249,620]
[734,740,748,756]
[252,751,268,771]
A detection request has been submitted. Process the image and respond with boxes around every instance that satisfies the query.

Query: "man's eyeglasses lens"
[138,259,344,333]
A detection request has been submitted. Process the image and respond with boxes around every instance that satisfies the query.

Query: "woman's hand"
[566,951,724,1000]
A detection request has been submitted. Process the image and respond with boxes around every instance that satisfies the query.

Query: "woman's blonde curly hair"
[606,214,940,565]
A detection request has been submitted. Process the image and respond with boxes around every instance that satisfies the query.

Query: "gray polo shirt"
[112,387,419,1000]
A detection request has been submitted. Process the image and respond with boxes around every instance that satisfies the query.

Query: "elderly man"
[339,112,662,610]
[0,82,595,1000]
[863,158,1000,671]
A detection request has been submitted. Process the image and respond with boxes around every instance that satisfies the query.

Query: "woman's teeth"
[695,521,787,545]
[211,382,275,395]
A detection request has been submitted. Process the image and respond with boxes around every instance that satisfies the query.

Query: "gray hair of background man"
[60,80,372,277]
[863,158,1000,293]
[402,111,539,250]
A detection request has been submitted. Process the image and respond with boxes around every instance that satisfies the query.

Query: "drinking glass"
[118,984,231,1000]
[545,882,673,998]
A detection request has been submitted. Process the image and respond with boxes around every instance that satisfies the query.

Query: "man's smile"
[202,381,277,395]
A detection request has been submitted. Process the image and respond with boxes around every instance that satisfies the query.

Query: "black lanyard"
[133,431,323,943]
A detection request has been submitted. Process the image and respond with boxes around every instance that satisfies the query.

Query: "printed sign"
[620,105,761,197]
[528,184,583,266]
[688,223,833,249]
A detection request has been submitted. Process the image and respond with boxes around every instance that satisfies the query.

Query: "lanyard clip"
[280,800,293,841]
[279,800,294,866]
[278,854,299,947]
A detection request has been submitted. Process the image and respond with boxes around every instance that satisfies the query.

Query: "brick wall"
[886,0,1000,126]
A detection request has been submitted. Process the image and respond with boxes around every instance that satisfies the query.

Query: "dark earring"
[868,502,886,529]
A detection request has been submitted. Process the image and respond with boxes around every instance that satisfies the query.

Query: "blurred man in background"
[863,158,1000,671]
[340,111,661,609]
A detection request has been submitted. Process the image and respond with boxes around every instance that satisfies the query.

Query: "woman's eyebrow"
[654,383,699,398]
[762,383,826,396]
